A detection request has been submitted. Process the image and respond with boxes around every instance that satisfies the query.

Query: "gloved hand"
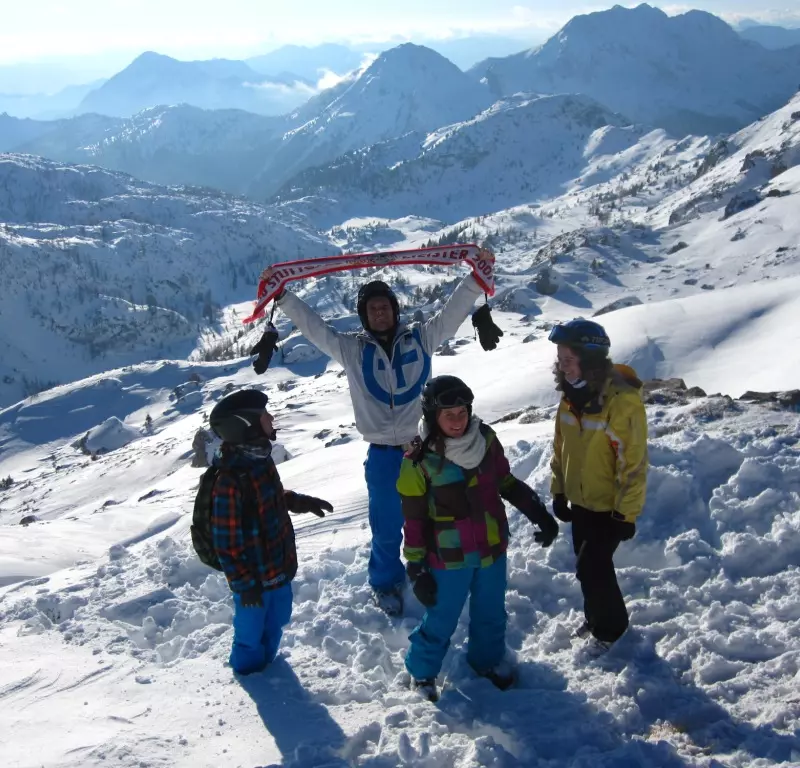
[472,304,504,351]
[611,511,635,541]
[407,563,437,607]
[502,480,559,547]
[553,494,572,522]
[250,322,279,375]
[534,512,559,548]
[285,492,333,518]
[239,586,263,608]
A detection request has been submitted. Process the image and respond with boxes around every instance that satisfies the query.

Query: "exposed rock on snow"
[593,295,643,316]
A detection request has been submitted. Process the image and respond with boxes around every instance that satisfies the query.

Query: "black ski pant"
[570,505,629,643]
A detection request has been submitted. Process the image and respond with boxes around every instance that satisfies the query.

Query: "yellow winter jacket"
[550,364,648,522]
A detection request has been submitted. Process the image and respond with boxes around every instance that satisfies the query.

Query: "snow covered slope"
[0,286,798,766]
[647,92,800,229]
[77,52,315,118]
[0,153,335,408]
[470,4,800,136]
[247,44,493,199]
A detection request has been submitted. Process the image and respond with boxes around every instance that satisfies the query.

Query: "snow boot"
[412,677,439,702]
[573,621,591,639]
[372,586,404,617]
[477,660,517,691]
[576,637,615,663]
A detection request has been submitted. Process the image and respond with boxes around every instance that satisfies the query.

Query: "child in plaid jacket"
[208,389,333,675]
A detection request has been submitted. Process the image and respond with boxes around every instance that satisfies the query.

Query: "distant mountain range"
[2,4,800,215]
[469,4,800,136]
[76,52,315,117]
[738,23,800,49]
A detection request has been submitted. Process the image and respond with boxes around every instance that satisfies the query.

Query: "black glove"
[250,323,279,375]
[285,492,333,518]
[553,494,572,522]
[501,479,559,547]
[534,512,559,548]
[611,512,636,541]
[239,586,263,608]
[407,563,437,607]
[471,304,504,351]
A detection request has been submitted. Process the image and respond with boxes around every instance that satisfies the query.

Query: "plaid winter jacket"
[398,423,530,570]
[210,446,297,594]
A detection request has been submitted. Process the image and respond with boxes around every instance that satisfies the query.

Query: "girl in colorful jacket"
[548,319,648,653]
[397,375,559,701]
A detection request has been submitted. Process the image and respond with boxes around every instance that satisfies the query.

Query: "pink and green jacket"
[397,424,524,570]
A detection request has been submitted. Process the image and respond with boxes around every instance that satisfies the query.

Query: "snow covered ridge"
[469,3,800,137]
[272,93,646,225]
[1,106,286,197]
[246,43,495,200]
[0,353,798,764]
[0,154,335,408]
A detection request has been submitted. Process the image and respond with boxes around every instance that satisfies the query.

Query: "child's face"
[436,406,469,438]
[260,410,276,439]
[557,344,582,382]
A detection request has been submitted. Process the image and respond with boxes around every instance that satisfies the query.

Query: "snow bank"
[82,416,141,454]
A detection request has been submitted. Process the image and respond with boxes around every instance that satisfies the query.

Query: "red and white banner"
[244,243,495,324]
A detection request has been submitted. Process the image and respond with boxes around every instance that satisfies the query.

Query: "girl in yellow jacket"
[548,319,648,651]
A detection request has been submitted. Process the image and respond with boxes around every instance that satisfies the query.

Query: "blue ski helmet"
[548,319,610,352]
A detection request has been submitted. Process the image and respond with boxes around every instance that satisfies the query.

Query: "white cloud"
[316,53,377,91]
[720,10,800,28]
[244,80,317,96]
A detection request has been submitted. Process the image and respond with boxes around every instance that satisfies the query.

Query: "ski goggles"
[430,387,473,409]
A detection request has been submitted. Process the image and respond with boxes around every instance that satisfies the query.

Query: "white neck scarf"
[418,415,487,470]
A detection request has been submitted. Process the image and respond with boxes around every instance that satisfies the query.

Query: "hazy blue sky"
[2,1,799,64]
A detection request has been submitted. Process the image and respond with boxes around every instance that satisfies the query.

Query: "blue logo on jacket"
[362,326,431,406]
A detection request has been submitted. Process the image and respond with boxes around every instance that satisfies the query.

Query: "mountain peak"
[470,5,800,136]
[368,43,463,75]
[127,51,179,72]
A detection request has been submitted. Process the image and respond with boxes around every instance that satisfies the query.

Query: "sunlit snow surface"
[1,298,798,766]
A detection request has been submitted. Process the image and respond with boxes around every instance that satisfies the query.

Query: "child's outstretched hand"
[286,492,333,518]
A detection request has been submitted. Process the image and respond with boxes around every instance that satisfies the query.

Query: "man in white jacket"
[275,274,483,615]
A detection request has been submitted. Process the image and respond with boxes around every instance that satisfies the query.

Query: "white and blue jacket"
[276,275,482,446]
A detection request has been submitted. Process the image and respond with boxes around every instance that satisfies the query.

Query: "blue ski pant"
[405,555,508,681]
[364,444,407,592]
[229,583,293,675]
